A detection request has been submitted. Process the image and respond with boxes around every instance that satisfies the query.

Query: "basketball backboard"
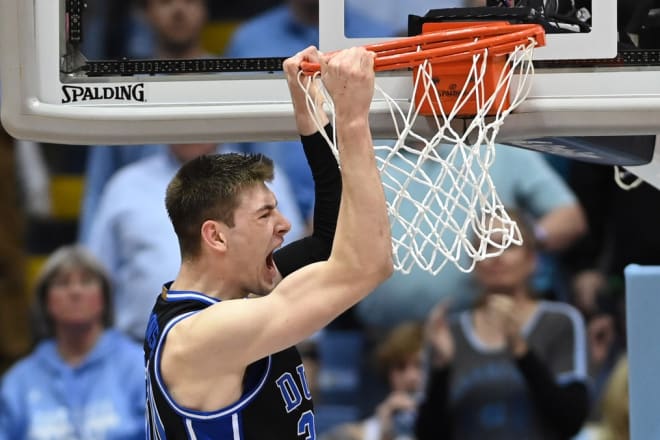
[1,1,659,149]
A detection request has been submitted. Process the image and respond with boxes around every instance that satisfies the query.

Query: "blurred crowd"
[2,0,660,438]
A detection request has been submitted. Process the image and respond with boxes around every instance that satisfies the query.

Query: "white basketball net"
[300,40,539,274]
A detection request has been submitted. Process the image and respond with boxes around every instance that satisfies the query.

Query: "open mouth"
[265,251,275,271]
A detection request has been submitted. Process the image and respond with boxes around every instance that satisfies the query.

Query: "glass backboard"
[1,0,659,146]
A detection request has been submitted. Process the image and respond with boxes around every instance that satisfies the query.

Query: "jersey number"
[297,410,316,439]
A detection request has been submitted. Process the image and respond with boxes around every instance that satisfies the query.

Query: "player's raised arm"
[235,46,391,357]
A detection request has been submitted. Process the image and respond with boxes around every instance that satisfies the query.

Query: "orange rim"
[300,22,545,74]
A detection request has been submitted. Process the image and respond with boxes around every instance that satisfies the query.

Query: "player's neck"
[171,259,244,301]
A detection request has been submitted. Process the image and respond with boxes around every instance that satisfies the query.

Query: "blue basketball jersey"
[144,288,316,439]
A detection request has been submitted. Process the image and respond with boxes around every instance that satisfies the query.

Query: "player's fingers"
[361,49,377,71]
[319,51,331,75]
[283,46,319,76]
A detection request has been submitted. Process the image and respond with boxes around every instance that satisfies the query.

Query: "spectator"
[575,355,629,440]
[415,210,589,440]
[79,0,213,242]
[224,0,395,222]
[0,245,144,440]
[140,0,210,59]
[84,144,305,341]
[321,322,424,440]
[79,145,161,242]
[565,158,660,317]
[596,355,630,440]
[357,145,586,330]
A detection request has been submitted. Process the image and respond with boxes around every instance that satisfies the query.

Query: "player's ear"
[201,220,227,252]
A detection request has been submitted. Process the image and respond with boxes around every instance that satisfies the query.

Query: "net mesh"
[300,39,539,274]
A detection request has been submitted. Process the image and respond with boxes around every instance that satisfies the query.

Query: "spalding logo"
[61,83,146,103]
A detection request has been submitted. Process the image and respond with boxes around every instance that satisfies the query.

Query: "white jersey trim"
[146,359,167,440]
[232,413,241,439]
[185,418,198,439]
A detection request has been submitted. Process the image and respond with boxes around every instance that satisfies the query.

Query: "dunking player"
[144,46,393,438]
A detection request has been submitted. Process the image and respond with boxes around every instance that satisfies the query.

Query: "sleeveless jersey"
[144,288,316,439]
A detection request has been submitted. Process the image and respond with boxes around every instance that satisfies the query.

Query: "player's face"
[46,267,105,330]
[227,183,291,295]
[146,0,207,53]
[474,231,535,294]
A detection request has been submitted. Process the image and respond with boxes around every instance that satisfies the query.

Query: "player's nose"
[275,210,291,236]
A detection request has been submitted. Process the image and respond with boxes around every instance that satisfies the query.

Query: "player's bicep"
[169,262,349,371]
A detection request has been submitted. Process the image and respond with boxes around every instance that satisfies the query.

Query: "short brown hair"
[165,153,274,258]
[375,322,424,374]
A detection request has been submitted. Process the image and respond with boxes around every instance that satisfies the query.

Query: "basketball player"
[144,45,393,438]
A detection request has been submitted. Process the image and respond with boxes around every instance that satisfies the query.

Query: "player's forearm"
[303,124,341,242]
[331,118,392,283]
[272,124,341,276]
[294,102,329,136]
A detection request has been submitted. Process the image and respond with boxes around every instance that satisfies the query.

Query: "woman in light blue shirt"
[0,245,145,440]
